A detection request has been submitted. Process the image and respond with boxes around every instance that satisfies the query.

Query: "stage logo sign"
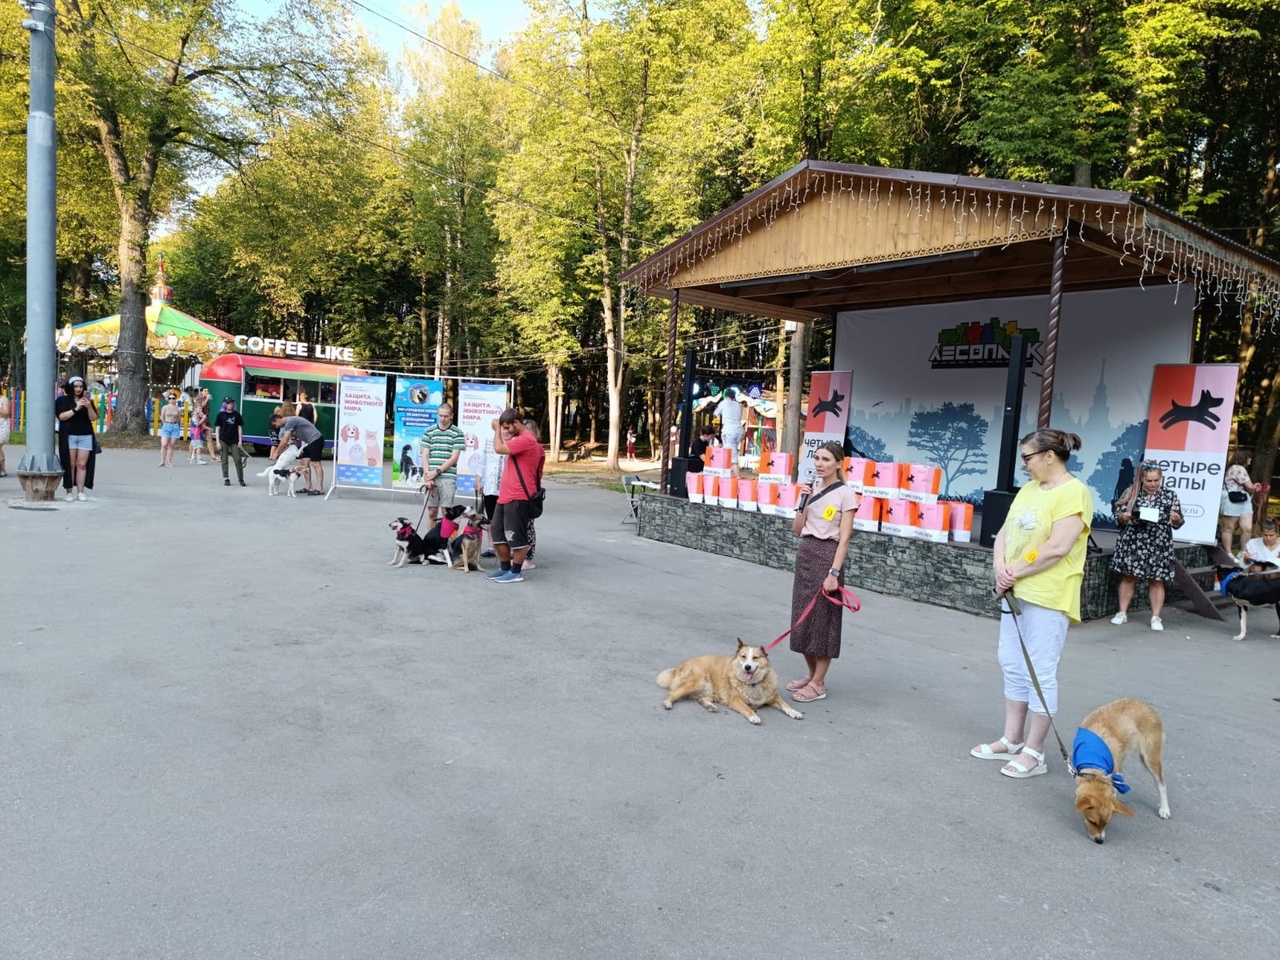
[930,319,1044,369]
[392,377,444,489]
[799,371,853,482]
[334,373,388,487]
[1143,364,1239,545]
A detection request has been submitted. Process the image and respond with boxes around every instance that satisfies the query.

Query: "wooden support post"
[659,290,681,494]
[1038,232,1067,428]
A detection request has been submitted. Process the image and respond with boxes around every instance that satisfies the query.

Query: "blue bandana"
[1071,728,1131,794]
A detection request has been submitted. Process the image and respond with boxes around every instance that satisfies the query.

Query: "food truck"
[199,354,351,453]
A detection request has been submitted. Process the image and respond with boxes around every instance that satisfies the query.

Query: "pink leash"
[765,585,861,651]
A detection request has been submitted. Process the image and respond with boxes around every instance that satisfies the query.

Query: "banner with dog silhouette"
[1142,363,1239,545]
[798,371,853,483]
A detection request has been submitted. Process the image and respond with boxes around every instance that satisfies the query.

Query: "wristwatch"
[828,568,841,577]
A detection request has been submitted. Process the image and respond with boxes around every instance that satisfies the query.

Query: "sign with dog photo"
[455,381,510,498]
[1142,363,1239,545]
[392,377,444,489]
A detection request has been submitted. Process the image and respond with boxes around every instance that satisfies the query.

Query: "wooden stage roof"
[621,161,1280,323]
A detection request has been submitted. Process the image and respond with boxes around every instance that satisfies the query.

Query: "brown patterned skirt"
[791,536,844,659]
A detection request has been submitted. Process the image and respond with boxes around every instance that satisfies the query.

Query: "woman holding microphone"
[786,441,860,703]
[1109,462,1184,631]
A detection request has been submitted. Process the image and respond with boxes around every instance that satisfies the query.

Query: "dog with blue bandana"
[1073,698,1171,844]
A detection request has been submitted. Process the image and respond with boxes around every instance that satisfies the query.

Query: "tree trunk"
[419,268,431,370]
[781,321,809,475]
[546,363,564,464]
[112,202,151,433]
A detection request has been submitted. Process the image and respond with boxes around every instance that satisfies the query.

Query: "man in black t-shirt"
[214,397,247,486]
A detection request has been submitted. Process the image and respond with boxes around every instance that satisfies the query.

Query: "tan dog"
[1072,698,1171,844]
[656,640,803,725]
[448,509,484,572]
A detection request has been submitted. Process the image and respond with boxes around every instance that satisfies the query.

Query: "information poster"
[334,373,388,487]
[1143,364,1239,545]
[391,377,444,488]
[455,382,510,497]
[798,371,853,483]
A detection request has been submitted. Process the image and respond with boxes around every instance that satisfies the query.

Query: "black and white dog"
[388,504,467,568]
[1216,566,1280,641]
[257,444,305,497]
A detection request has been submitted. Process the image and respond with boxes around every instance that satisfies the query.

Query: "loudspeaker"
[667,456,697,498]
[979,488,1020,548]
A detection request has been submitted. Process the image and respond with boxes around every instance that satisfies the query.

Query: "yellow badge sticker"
[1024,550,1039,564]
[822,504,838,521]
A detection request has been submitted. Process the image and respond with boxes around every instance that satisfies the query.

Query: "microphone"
[797,471,816,511]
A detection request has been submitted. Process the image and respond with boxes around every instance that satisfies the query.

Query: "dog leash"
[1001,587,1074,773]
[765,585,861,652]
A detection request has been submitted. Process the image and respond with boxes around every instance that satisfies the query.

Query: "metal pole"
[1038,232,1066,428]
[658,290,680,493]
[17,0,62,490]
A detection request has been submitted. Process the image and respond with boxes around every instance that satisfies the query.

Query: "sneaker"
[77,492,89,502]
[65,493,76,503]
[1151,616,1164,631]
[224,479,231,486]
[480,549,496,559]
[196,458,207,464]
[239,481,246,486]
[523,560,536,571]
[1110,612,1127,625]
[485,567,508,580]
[494,570,524,583]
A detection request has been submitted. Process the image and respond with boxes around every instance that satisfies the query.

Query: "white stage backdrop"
[832,287,1194,521]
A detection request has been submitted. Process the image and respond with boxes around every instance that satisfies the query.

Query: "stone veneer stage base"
[638,495,1211,622]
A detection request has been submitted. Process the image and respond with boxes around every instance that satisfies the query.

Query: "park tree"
[402,2,504,380]
[906,401,990,495]
[54,0,369,433]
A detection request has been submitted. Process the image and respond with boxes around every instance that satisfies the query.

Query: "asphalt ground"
[2,445,1277,960]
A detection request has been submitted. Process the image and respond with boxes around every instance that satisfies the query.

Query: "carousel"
[55,254,232,401]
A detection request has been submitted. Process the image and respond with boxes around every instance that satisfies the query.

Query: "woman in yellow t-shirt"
[970,428,1091,779]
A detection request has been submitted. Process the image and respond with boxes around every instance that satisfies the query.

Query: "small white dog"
[257,444,305,497]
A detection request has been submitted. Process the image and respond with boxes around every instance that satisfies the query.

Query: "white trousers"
[997,600,1068,716]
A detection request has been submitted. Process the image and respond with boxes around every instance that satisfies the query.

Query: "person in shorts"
[417,402,465,526]
[271,413,326,495]
[486,408,541,584]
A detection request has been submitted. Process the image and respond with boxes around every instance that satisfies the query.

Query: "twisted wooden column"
[1038,233,1067,428]
[659,289,681,493]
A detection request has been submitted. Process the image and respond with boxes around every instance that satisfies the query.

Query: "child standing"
[189,404,209,463]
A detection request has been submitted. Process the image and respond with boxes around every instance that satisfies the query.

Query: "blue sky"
[350,0,533,54]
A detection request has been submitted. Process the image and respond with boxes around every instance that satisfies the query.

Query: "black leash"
[1001,587,1074,771]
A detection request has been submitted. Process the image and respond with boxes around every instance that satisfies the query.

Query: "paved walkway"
[1,446,1277,960]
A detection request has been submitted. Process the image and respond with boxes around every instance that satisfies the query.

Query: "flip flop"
[791,683,826,703]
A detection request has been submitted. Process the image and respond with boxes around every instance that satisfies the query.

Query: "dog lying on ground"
[1072,698,1171,844]
[257,444,305,497]
[1216,566,1280,641]
[656,640,803,725]
[388,504,468,567]
[446,509,485,572]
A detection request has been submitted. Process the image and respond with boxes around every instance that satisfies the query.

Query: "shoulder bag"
[511,453,546,518]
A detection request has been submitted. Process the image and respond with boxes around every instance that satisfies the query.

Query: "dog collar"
[1220,570,1243,597]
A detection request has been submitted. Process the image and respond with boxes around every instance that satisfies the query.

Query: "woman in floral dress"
[1110,462,1184,631]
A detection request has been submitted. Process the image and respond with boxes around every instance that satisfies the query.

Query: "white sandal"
[1001,747,1047,778]
[970,736,1024,760]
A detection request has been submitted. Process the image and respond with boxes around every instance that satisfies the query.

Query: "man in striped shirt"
[417,402,465,525]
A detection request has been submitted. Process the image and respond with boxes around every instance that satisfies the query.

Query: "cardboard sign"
[853,495,883,532]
